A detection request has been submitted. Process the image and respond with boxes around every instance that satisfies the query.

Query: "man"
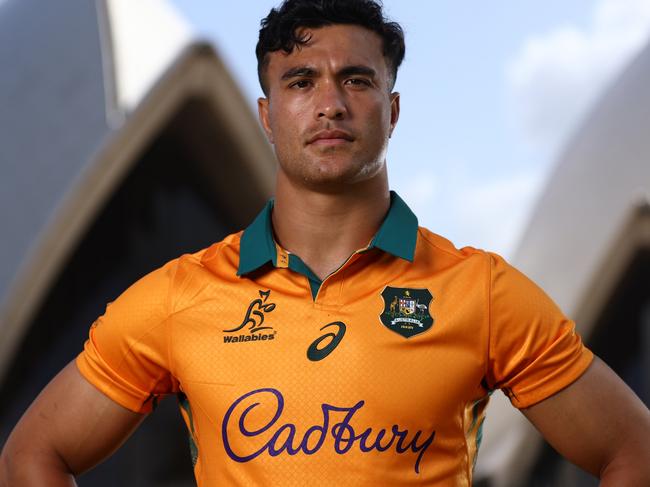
[2,0,649,485]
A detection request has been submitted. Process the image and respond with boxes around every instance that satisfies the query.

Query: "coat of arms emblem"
[380,287,434,338]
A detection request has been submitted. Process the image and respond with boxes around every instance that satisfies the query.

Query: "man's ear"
[258,97,274,144]
[389,92,400,137]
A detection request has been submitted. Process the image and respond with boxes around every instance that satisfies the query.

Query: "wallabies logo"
[223,290,277,344]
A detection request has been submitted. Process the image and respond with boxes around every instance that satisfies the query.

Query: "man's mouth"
[307,130,354,146]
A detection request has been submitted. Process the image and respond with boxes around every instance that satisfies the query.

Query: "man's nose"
[316,83,348,120]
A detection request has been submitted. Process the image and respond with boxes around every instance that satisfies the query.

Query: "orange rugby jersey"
[77,192,593,486]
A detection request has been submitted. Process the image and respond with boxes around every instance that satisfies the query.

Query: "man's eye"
[290,80,311,89]
[345,78,371,87]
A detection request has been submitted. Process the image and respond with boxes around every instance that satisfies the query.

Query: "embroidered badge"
[380,287,434,338]
[222,290,277,344]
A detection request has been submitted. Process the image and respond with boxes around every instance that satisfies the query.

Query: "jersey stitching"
[335,265,344,302]
[87,325,170,410]
[89,333,152,398]
[95,261,180,403]
[417,228,467,262]
[98,289,174,400]
[127,320,175,401]
[187,395,214,486]
[168,245,226,318]
[461,400,473,485]
[486,253,493,391]
[166,259,180,385]
[185,394,205,480]
[166,245,225,385]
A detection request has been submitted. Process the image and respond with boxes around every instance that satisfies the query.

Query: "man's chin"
[296,165,384,193]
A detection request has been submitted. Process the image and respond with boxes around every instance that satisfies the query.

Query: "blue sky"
[169,0,650,258]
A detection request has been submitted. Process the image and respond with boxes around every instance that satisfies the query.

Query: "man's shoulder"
[149,230,244,313]
[172,230,244,276]
[415,225,492,264]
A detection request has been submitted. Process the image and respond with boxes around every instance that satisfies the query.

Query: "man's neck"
[272,172,391,280]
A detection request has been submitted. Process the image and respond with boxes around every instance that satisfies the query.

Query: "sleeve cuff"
[76,344,155,414]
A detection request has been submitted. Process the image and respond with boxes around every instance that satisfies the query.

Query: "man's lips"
[307,130,354,145]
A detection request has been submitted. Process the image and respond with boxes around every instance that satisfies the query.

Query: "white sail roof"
[477,38,650,487]
[105,0,194,113]
[0,0,274,383]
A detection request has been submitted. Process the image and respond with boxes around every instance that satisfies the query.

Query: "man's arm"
[0,361,145,487]
[522,356,650,485]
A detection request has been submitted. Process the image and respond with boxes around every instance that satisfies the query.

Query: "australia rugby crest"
[380,287,434,338]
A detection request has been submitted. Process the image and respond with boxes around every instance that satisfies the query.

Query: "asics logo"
[306,321,346,361]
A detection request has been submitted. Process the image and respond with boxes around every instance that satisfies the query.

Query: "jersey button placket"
[314,251,363,306]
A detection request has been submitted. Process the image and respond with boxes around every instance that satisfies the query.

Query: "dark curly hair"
[256,0,405,95]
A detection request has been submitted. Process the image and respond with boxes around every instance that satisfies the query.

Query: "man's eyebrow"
[337,65,377,78]
[280,65,377,81]
[281,66,318,80]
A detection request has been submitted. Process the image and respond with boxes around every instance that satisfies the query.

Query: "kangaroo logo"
[224,290,276,333]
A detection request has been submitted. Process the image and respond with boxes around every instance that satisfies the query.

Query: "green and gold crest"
[380,287,434,338]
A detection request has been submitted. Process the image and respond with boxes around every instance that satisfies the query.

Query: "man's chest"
[170,273,487,426]
[167,269,489,482]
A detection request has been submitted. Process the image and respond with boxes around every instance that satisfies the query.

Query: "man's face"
[258,24,400,191]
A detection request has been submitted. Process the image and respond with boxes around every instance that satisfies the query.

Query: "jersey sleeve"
[76,259,180,413]
[485,253,593,408]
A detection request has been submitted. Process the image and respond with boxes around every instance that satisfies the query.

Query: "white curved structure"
[104,0,194,113]
[477,36,650,487]
[0,0,275,384]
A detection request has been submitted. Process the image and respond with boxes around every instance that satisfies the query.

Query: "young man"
[2,0,649,485]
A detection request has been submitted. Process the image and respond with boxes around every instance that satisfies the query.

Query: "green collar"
[237,190,418,276]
